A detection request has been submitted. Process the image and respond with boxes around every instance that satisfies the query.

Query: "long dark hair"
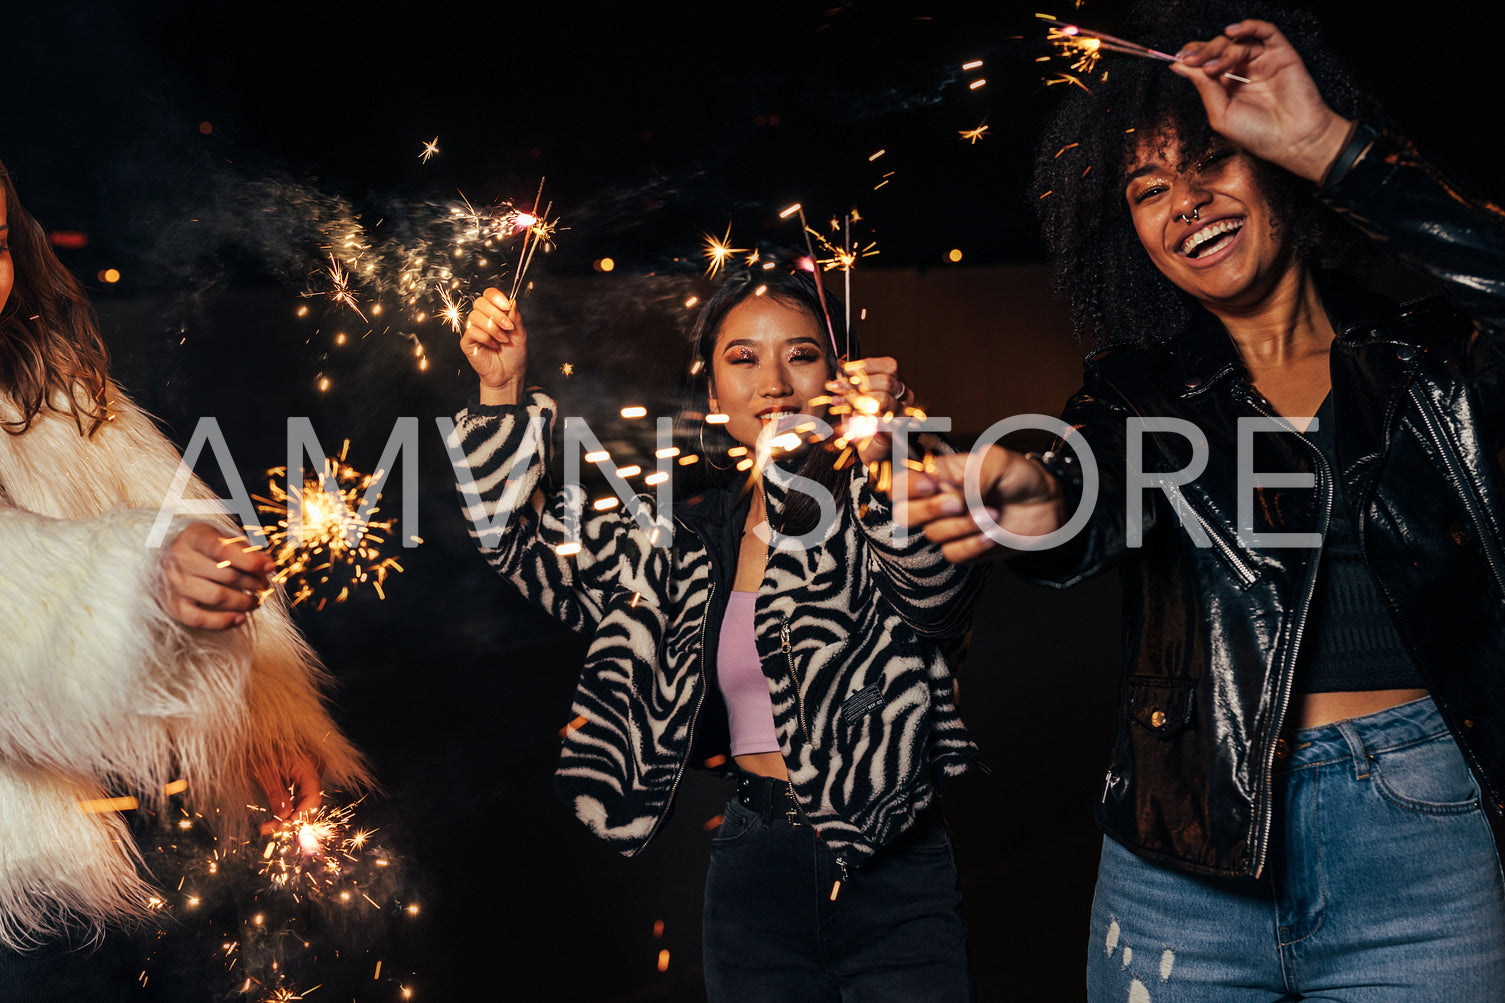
[677,263,858,537]
[0,159,111,435]
[1032,0,1385,349]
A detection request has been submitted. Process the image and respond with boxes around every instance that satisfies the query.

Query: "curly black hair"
[1033,0,1387,349]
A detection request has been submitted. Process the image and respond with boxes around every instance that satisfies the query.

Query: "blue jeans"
[703,794,970,1002]
[1087,697,1505,1001]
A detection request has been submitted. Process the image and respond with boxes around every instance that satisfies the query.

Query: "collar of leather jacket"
[1172,275,1407,399]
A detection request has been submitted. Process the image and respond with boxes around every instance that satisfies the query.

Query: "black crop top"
[1297,394,1424,693]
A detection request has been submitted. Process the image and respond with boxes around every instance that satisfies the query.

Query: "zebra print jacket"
[452,391,987,868]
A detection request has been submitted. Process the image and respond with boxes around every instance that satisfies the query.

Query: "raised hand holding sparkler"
[825,356,917,466]
[462,287,530,406]
[1171,19,1354,185]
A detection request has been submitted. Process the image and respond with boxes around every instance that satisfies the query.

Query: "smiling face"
[1124,127,1295,312]
[708,294,832,450]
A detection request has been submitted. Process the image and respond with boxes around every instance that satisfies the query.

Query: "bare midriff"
[734,752,789,780]
[1296,688,1429,729]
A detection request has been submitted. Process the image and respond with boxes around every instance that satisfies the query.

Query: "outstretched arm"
[894,446,1067,565]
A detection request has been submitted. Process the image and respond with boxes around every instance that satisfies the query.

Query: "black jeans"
[703,795,971,1002]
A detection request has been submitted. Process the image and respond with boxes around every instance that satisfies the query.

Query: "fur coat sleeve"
[0,385,369,949]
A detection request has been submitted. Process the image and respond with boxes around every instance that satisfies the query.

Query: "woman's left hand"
[254,754,323,836]
[1172,19,1353,184]
[161,522,274,630]
[826,356,917,465]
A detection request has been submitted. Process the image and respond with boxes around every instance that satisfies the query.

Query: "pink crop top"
[716,591,781,756]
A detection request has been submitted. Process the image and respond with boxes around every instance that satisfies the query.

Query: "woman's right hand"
[1171,20,1352,185]
[893,446,1067,564]
[461,288,529,405]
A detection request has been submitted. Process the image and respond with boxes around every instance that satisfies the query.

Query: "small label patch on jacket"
[841,683,885,724]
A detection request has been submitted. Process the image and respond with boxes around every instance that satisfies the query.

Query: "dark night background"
[8,2,1505,1000]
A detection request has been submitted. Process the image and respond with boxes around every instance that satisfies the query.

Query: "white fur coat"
[0,386,368,949]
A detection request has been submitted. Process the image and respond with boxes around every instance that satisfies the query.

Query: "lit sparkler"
[257,801,366,901]
[702,223,748,278]
[419,137,440,163]
[798,209,876,359]
[253,445,404,607]
[1038,15,1252,84]
[131,787,415,1002]
[508,179,554,301]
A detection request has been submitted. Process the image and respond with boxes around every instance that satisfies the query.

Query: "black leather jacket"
[1017,129,1505,879]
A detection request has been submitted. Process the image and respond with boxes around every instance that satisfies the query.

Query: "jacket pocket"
[1127,677,1195,736]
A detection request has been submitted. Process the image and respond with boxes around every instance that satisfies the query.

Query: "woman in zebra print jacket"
[454,267,988,1000]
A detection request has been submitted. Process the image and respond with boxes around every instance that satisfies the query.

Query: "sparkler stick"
[842,213,852,359]
[1038,16,1253,84]
[509,178,546,301]
[513,200,554,296]
[786,205,841,360]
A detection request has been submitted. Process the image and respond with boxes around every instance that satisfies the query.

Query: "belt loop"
[1335,720,1370,780]
[759,776,775,824]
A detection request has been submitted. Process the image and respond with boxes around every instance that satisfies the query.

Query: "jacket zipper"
[1245,396,1330,879]
[1183,503,1258,587]
[780,619,813,742]
[1408,384,1505,597]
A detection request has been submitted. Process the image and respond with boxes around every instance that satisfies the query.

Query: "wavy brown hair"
[0,160,111,436]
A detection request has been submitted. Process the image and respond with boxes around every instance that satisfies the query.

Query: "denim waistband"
[1280,696,1449,773]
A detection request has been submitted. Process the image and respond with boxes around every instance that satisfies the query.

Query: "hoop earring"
[699,422,733,470]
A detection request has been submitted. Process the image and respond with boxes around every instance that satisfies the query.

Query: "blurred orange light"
[47,230,88,249]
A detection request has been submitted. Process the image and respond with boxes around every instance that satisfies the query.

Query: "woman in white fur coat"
[0,160,368,996]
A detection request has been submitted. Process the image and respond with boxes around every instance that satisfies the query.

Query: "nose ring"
[1177,207,1201,224]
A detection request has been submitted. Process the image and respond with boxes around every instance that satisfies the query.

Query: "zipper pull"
[1101,770,1117,803]
[780,620,792,654]
[830,856,849,901]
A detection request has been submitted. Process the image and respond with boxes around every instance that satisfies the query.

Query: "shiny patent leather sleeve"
[1319,128,1505,449]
